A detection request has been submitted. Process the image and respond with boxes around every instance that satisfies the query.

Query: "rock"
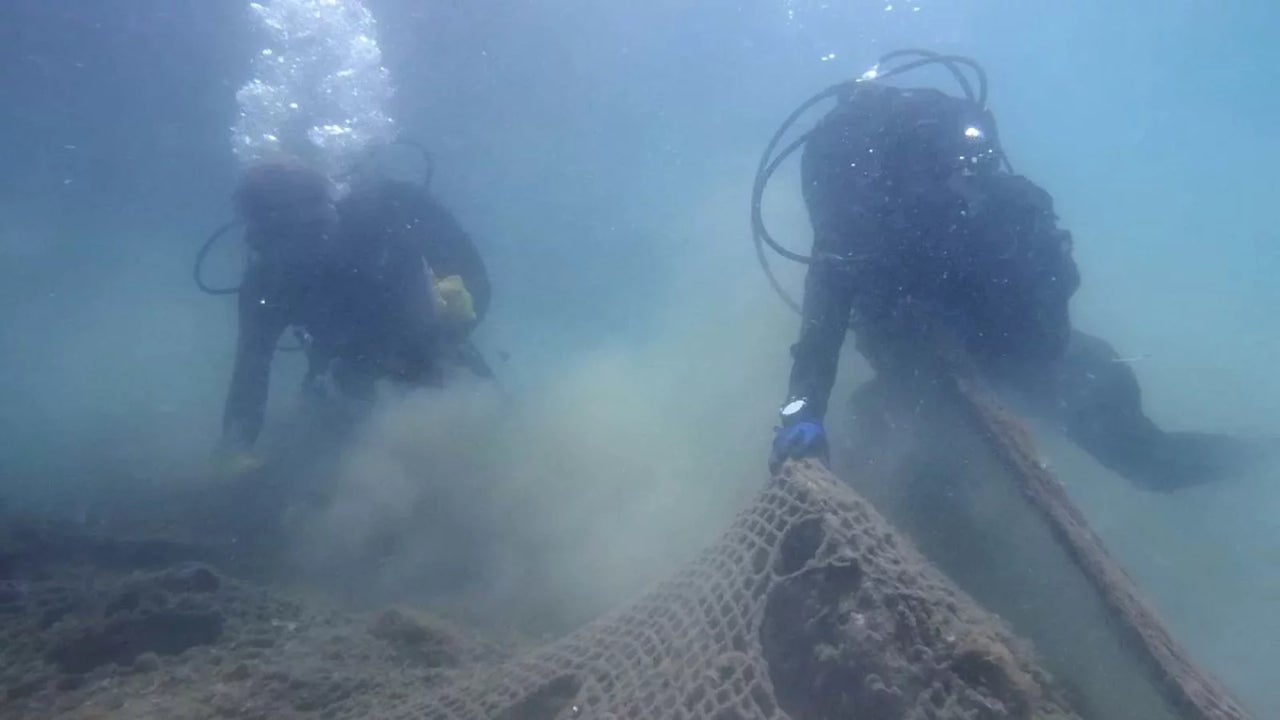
[158,564,221,594]
[38,602,77,629]
[47,609,225,674]
[104,590,141,616]
[223,662,252,682]
[5,673,46,701]
[369,609,461,668]
[131,652,161,674]
[0,581,25,610]
[54,673,85,691]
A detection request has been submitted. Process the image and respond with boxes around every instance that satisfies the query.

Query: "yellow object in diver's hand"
[433,274,477,326]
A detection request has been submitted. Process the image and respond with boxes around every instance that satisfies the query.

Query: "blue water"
[0,0,1276,714]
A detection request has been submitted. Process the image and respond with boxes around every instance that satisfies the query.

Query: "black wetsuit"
[786,82,1269,491]
[221,178,490,452]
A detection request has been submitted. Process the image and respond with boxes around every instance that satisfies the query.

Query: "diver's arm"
[418,199,491,322]
[783,95,877,422]
[220,268,287,453]
[785,249,856,421]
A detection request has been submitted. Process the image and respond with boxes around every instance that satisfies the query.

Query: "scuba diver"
[203,153,493,467]
[761,50,1276,491]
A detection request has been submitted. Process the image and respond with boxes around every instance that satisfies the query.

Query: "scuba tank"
[751,49,1011,311]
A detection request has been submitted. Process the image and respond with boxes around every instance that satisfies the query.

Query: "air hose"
[751,49,1000,312]
[193,219,242,296]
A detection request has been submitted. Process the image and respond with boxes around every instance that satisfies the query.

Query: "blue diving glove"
[769,398,829,474]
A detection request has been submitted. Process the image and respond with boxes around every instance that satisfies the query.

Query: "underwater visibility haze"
[0,0,1277,717]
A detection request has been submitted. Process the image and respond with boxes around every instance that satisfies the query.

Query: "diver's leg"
[1045,330,1275,491]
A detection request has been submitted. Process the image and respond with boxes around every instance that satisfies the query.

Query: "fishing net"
[369,373,1250,720]
[381,459,1082,720]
